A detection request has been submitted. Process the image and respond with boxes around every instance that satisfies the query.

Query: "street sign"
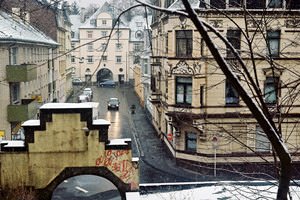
[167,133,173,141]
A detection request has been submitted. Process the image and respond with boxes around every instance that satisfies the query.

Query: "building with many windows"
[71,2,130,85]
[0,10,58,140]
[150,0,300,175]
[1,0,73,103]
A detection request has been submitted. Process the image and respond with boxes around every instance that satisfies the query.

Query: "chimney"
[80,8,86,23]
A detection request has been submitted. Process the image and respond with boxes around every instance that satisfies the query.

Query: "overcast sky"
[66,0,103,8]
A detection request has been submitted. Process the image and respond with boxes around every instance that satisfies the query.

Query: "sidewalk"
[123,86,211,183]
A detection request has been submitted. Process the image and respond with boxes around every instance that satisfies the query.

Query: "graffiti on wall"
[95,149,136,183]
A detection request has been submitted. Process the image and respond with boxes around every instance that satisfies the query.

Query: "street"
[53,85,197,199]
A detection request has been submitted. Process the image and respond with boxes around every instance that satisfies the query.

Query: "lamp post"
[212,136,218,177]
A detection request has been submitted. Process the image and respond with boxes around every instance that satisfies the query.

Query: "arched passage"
[97,68,113,83]
[52,175,121,199]
[38,167,130,200]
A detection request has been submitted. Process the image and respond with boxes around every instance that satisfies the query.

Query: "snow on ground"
[137,183,300,200]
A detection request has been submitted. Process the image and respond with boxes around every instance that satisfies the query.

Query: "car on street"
[72,78,82,85]
[98,80,116,88]
[83,88,93,99]
[107,98,120,110]
[78,94,90,103]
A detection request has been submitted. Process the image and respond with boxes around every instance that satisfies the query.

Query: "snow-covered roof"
[107,138,131,146]
[168,0,199,10]
[0,11,58,46]
[40,103,92,109]
[0,140,24,147]
[22,120,40,127]
[93,119,110,126]
[80,2,128,29]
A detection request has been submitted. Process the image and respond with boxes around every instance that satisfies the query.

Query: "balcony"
[6,64,37,82]
[149,90,162,104]
[7,99,39,122]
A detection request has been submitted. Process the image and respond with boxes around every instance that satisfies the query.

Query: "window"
[268,0,283,8]
[87,31,93,38]
[10,47,18,65]
[255,125,270,152]
[102,55,107,61]
[286,0,300,9]
[229,0,242,7]
[210,0,226,9]
[134,43,142,51]
[134,56,140,64]
[87,43,93,52]
[225,79,239,105]
[116,43,122,51]
[267,30,280,57]
[116,56,122,63]
[176,77,192,105]
[90,19,96,26]
[165,0,175,7]
[71,56,75,63]
[185,132,197,152]
[10,83,20,104]
[71,31,75,38]
[165,34,168,54]
[176,30,193,57]
[87,56,93,63]
[71,43,75,49]
[226,29,241,57]
[102,20,107,25]
[101,31,107,37]
[115,30,122,38]
[200,85,204,107]
[246,0,265,9]
[100,43,107,51]
[143,59,149,74]
[264,77,279,104]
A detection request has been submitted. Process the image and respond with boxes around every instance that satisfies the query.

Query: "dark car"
[98,80,116,88]
[107,98,120,110]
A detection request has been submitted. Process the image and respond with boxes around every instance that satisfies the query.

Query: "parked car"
[78,94,90,103]
[107,98,120,110]
[83,88,93,99]
[72,78,82,85]
[98,80,116,88]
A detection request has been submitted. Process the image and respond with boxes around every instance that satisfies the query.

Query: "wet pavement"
[122,85,208,183]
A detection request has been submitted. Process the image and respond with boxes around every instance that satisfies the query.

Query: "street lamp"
[212,136,218,177]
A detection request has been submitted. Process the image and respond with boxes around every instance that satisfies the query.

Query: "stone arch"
[97,68,113,83]
[38,167,130,200]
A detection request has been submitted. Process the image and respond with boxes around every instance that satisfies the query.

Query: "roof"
[168,0,199,10]
[80,2,128,29]
[40,103,92,109]
[0,11,58,46]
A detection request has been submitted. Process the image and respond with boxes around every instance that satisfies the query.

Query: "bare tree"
[133,0,300,199]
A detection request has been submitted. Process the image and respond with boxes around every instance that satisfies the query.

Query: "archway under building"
[97,68,113,84]
[40,167,130,200]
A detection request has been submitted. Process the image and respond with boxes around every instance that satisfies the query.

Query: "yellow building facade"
[150,0,300,174]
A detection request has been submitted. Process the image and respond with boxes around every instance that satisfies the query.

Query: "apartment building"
[0,11,58,140]
[150,0,300,173]
[1,0,72,103]
[73,2,130,85]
